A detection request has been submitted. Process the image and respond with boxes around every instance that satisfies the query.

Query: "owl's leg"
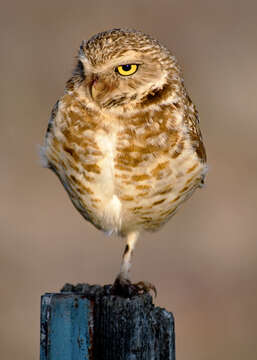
[112,231,157,297]
[119,231,139,282]
[112,231,139,297]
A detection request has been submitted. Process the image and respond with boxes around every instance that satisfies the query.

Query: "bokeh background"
[1,0,257,359]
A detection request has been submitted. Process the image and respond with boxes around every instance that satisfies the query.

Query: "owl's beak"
[90,75,108,102]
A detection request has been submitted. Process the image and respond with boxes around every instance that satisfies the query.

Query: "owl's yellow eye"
[116,64,138,76]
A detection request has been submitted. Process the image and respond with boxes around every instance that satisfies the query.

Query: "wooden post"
[40,284,175,360]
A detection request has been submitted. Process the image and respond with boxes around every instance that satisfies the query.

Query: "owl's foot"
[134,281,157,297]
[111,276,157,298]
[111,277,138,297]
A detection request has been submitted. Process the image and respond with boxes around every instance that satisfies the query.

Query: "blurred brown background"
[0,0,256,359]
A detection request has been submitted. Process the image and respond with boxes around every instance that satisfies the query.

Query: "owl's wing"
[45,100,59,138]
[184,94,207,164]
[40,100,60,168]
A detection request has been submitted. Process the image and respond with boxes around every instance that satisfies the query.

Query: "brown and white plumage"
[42,29,207,294]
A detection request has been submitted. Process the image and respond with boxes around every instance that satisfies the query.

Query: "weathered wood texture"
[40,284,175,360]
[40,293,92,360]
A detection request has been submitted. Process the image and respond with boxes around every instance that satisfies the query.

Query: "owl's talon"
[111,277,157,298]
[134,281,157,297]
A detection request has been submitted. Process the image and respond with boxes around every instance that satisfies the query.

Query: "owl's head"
[67,29,181,110]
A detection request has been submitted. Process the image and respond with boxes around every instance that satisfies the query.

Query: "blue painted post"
[40,284,175,360]
[40,293,92,360]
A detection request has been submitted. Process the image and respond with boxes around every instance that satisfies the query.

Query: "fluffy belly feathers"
[44,114,206,235]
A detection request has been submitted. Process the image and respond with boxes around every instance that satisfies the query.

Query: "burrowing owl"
[42,29,207,295]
